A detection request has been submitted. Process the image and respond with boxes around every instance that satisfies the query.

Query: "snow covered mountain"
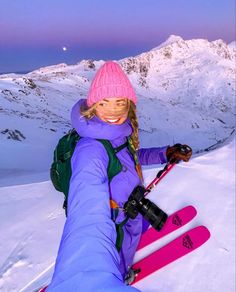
[0,35,235,183]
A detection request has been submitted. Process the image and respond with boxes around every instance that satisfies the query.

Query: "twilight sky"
[0,0,235,73]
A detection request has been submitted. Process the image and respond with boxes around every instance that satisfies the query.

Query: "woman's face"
[95,97,130,125]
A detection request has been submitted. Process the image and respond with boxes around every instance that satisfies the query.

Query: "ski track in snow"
[19,262,54,292]
[0,234,31,289]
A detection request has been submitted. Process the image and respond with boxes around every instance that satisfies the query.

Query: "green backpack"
[50,129,136,215]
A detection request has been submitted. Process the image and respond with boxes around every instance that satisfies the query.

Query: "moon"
[62,46,67,51]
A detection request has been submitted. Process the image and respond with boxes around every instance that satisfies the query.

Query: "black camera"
[124,185,168,231]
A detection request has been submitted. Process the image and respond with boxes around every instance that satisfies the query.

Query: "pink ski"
[132,225,211,284]
[137,205,197,250]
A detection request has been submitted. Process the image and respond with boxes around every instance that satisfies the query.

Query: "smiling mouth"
[106,118,121,123]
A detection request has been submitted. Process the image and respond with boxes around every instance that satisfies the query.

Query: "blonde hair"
[80,100,140,150]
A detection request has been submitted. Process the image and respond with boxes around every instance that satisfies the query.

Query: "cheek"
[122,111,129,119]
[95,109,105,120]
[123,109,129,118]
[117,112,129,124]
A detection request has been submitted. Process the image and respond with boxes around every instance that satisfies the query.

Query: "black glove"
[166,144,192,164]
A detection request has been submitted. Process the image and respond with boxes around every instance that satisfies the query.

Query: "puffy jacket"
[47,99,168,292]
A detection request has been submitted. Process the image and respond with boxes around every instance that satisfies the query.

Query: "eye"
[117,101,126,106]
[99,102,107,107]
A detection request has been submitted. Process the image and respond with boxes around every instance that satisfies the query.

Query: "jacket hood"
[71,99,133,140]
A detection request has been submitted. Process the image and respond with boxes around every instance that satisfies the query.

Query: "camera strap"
[115,216,129,252]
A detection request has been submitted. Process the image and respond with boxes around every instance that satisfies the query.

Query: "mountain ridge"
[0,35,235,175]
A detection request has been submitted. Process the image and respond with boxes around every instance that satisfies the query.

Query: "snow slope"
[0,139,234,292]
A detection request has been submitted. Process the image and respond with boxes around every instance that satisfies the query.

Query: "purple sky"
[0,0,235,73]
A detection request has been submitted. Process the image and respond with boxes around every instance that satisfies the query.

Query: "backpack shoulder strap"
[96,139,127,182]
[97,137,143,182]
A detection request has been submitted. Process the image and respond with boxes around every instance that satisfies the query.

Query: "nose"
[104,104,120,114]
[109,106,118,113]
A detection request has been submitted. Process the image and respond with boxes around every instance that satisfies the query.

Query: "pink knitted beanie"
[86,61,137,107]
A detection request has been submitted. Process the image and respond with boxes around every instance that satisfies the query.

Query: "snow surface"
[0,36,235,291]
[0,140,235,292]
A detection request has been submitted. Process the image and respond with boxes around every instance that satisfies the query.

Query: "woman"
[46,61,191,291]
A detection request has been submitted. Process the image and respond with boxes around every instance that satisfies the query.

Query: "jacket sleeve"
[137,146,168,165]
[47,138,140,292]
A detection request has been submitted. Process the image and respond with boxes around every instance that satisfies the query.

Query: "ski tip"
[175,205,197,216]
[199,225,211,239]
[171,205,197,220]
[187,205,197,216]
[192,225,211,241]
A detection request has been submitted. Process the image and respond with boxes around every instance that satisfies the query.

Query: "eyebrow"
[102,98,126,102]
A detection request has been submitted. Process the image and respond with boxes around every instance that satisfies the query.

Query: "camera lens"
[125,185,168,231]
[139,198,168,231]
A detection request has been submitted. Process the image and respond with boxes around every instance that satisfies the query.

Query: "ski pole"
[144,162,176,196]
[144,144,192,196]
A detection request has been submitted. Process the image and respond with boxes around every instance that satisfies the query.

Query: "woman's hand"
[166,144,192,164]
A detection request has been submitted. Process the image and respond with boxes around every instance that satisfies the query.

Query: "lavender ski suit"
[47,99,168,292]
